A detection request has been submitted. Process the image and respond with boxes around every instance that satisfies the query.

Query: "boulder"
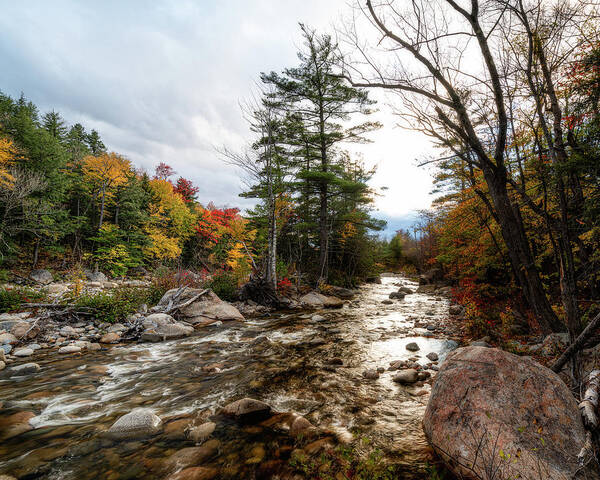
[222,398,271,422]
[423,346,598,480]
[140,313,194,342]
[29,269,53,285]
[106,408,162,440]
[393,369,419,384]
[398,286,414,294]
[299,292,344,309]
[448,304,463,316]
[426,352,439,362]
[326,286,357,299]
[10,321,38,340]
[405,342,420,352]
[158,289,244,324]
[362,369,380,380]
[85,270,107,283]
[389,291,406,300]
[416,284,437,294]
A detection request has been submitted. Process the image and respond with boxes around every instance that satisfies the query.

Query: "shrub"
[207,271,238,301]
[0,287,46,313]
[73,286,150,323]
[147,268,207,305]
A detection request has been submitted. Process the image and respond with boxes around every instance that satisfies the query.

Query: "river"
[0,274,459,479]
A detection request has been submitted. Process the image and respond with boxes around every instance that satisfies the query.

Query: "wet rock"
[85,270,107,282]
[10,362,40,374]
[365,276,382,284]
[108,323,126,333]
[362,369,380,380]
[88,342,102,351]
[222,398,272,422]
[187,421,216,444]
[398,286,414,294]
[289,415,315,438]
[106,408,163,440]
[426,352,439,362]
[299,292,344,309]
[381,300,393,305]
[163,418,191,440]
[13,347,34,357]
[141,313,194,342]
[0,411,35,440]
[164,440,220,471]
[448,304,463,316]
[310,314,326,323]
[0,360,4,371]
[100,332,121,344]
[417,371,431,381]
[389,291,406,300]
[423,346,598,480]
[393,369,419,384]
[405,342,420,352]
[29,269,53,285]
[326,286,357,299]
[58,345,81,354]
[158,288,244,324]
[416,284,437,294]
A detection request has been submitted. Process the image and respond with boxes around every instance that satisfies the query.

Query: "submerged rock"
[423,346,598,480]
[106,408,163,440]
[141,313,194,342]
[9,363,40,375]
[187,421,216,444]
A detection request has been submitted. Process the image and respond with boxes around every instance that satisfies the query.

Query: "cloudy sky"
[0,0,436,236]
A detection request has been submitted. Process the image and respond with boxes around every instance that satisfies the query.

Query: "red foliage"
[194,207,240,245]
[277,277,293,295]
[174,177,199,203]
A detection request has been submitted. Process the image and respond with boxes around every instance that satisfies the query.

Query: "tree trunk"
[483,169,564,334]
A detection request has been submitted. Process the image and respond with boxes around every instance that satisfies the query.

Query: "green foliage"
[0,287,46,313]
[90,224,140,277]
[72,286,150,323]
[207,271,238,301]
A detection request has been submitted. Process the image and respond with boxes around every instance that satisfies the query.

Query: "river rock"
[141,313,194,342]
[58,345,81,354]
[423,346,598,480]
[0,333,18,345]
[106,408,163,440]
[405,342,420,352]
[389,290,406,300]
[100,332,121,344]
[393,369,419,384]
[158,289,244,325]
[362,369,380,380]
[164,441,220,472]
[222,398,272,422]
[11,321,39,340]
[10,363,40,374]
[0,360,4,371]
[29,269,53,285]
[398,286,414,294]
[299,292,344,309]
[448,304,463,315]
[1,344,12,354]
[59,326,78,338]
[13,348,34,357]
[426,352,439,362]
[289,415,315,438]
[165,467,218,480]
[0,411,35,440]
[416,284,437,294]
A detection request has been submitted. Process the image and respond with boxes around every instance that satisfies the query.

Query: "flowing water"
[0,275,458,479]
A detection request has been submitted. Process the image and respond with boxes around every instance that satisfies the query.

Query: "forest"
[1,1,600,480]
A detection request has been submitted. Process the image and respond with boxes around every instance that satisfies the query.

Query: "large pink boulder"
[423,346,598,480]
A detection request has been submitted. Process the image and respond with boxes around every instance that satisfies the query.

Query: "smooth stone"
[58,345,81,354]
[106,408,162,440]
[13,348,34,357]
[222,398,271,421]
[406,342,420,352]
[100,332,121,344]
[187,422,216,444]
[0,333,18,345]
[362,369,380,380]
[393,369,419,384]
[426,352,439,361]
[10,363,41,374]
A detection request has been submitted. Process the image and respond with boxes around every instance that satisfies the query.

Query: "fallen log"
[552,311,600,372]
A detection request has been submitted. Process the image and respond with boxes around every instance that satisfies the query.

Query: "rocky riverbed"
[0,274,461,479]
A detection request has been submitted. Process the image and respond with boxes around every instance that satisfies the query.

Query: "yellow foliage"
[143,228,182,260]
[82,152,131,196]
[0,137,16,188]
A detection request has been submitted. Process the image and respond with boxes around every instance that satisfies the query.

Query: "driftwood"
[577,370,600,466]
[163,288,209,314]
[552,311,600,372]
